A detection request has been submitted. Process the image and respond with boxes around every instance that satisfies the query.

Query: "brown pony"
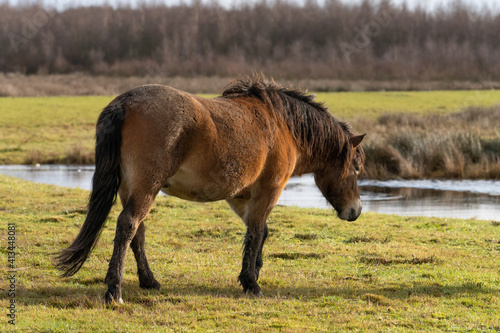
[56,75,365,303]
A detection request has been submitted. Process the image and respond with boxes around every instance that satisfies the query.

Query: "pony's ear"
[351,134,366,148]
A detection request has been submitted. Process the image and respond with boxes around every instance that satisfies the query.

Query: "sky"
[4,0,500,12]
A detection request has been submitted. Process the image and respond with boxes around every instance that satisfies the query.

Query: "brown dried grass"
[1,73,500,97]
[356,106,500,179]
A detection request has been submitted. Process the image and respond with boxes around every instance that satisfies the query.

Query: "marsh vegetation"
[356,106,500,179]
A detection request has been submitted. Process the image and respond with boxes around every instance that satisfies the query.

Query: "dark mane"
[222,74,356,176]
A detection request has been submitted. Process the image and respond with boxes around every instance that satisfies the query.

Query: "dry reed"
[355,106,500,179]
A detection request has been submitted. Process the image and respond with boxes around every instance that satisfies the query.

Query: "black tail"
[56,98,127,276]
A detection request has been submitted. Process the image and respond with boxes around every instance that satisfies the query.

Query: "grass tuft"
[362,293,393,306]
[345,235,391,244]
[65,145,94,164]
[39,216,67,223]
[293,233,318,240]
[359,255,439,265]
[268,252,326,260]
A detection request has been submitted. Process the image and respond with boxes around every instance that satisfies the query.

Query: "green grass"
[1,90,500,164]
[0,96,111,164]
[1,175,499,332]
[317,90,500,119]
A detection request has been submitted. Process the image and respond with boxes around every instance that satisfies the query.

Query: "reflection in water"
[359,186,500,221]
[0,165,499,221]
[0,165,94,190]
[278,175,500,221]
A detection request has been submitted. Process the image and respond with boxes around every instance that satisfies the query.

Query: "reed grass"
[355,106,500,179]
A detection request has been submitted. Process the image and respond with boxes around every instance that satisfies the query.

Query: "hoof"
[104,290,123,304]
[139,278,161,290]
[243,286,264,297]
[243,290,265,298]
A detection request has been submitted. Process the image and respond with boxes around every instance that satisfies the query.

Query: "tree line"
[2,0,500,81]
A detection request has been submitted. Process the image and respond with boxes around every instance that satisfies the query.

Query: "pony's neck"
[292,136,348,177]
[290,112,351,175]
[292,152,319,176]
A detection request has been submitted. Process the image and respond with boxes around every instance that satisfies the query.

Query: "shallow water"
[1,165,499,221]
[280,175,500,221]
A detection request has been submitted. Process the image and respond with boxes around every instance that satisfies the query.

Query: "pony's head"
[314,134,365,221]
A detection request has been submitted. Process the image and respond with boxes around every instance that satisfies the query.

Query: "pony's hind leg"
[130,221,161,290]
[104,193,156,303]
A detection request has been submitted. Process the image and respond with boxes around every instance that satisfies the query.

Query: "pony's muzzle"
[339,198,362,221]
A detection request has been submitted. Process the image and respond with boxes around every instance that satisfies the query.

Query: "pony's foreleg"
[237,196,279,296]
[229,191,279,296]
[255,223,269,281]
[130,221,160,290]
[104,195,155,303]
[239,224,267,296]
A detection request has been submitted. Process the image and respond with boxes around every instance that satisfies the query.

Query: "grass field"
[0,96,110,165]
[1,89,500,166]
[0,175,499,332]
[316,90,500,119]
[0,176,500,332]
